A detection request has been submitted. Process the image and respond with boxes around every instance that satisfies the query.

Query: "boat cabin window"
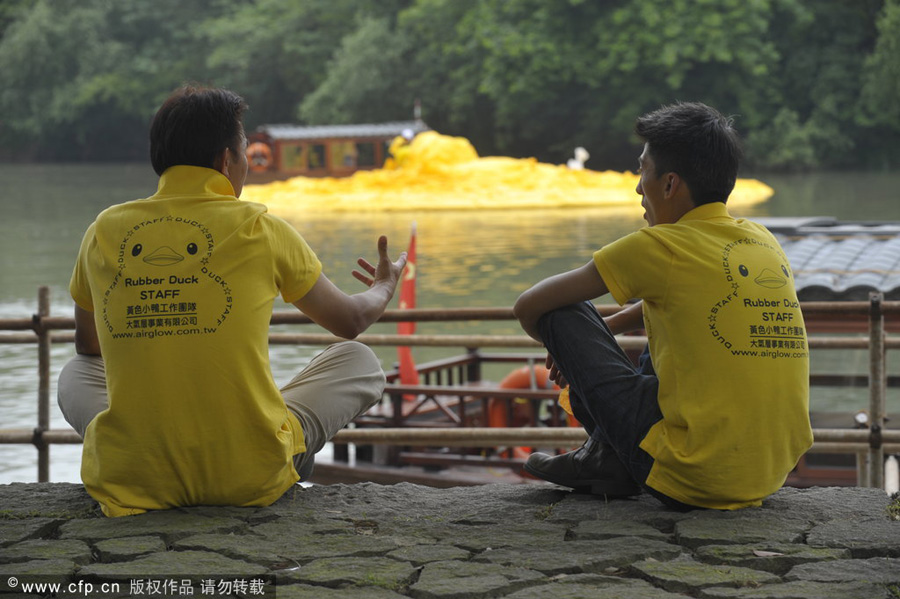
[328,141,377,169]
[308,144,326,171]
[281,143,308,173]
[331,142,358,168]
[267,135,396,175]
[356,142,376,167]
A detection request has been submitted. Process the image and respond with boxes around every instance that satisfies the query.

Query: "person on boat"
[384,128,415,169]
[513,102,812,510]
[57,85,407,517]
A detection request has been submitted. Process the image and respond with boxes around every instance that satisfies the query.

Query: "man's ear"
[213,147,230,176]
[664,172,682,200]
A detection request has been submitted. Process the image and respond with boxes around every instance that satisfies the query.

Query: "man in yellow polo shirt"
[515,102,812,510]
[57,86,407,516]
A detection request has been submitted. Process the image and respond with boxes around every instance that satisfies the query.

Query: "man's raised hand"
[352,235,408,291]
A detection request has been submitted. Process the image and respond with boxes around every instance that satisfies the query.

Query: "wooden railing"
[1,286,898,488]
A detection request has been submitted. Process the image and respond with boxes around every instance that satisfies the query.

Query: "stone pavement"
[1,482,899,598]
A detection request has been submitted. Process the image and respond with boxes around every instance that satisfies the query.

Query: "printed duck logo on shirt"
[707,237,807,359]
[100,216,232,340]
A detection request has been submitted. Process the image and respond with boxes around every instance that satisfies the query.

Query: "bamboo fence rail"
[1,286,897,488]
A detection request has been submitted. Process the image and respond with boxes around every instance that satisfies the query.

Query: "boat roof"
[757,217,900,237]
[759,218,900,301]
[255,120,430,141]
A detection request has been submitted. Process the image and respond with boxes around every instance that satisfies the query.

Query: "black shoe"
[523,437,641,497]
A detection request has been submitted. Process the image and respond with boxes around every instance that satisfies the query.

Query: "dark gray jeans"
[537,302,696,511]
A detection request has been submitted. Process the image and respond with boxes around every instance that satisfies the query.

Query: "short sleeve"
[264,215,323,303]
[593,229,673,305]
[69,223,97,311]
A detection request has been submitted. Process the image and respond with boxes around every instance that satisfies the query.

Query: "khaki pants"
[57,341,385,477]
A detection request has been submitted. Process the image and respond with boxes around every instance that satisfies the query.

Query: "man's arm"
[515,260,645,388]
[513,260,610,342]
[74,305,102,356]
[605,300,645,335]
[293,235,407,339]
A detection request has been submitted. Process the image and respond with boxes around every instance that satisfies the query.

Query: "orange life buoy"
[487,365,559,459]
[246,142,273,173]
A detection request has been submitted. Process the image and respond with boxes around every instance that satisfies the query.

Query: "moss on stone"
[888,493,900,521]
[534,501,558,521]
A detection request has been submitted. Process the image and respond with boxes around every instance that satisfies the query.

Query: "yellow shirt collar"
[155,165,237,199]
[678,201,732,223]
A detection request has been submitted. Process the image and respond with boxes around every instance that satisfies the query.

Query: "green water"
[2,163,899,482]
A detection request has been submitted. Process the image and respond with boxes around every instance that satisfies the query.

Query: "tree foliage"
[0,0,217,160]
[200,0,386,131]
[860,0,900,129]
[299,17,415,125]
[0,0,896,169]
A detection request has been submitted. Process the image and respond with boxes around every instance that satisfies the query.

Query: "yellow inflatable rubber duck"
[243,131,773,215]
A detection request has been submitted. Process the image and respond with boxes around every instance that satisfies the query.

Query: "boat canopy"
[257,121,430,142]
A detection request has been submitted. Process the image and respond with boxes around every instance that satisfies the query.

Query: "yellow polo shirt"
[70,166,322,516]
[594,202,812,509]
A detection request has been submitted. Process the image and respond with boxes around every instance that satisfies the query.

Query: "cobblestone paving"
[1,482,899,598]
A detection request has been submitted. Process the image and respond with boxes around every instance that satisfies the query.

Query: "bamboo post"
[868,292,886,489]
[857,450,870,487]
[466,347,482,383]
[35,286,51,482]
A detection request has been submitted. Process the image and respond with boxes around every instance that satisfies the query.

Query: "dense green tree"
[582,0,797,169]
[396,0,499,153]
[202,0,414,132]
[0,0,34,36]
[201,0,353,131]
[860,0,900,129]
[0,0,896,169]
[0,0,219,160]
[858,0,900,167]
[459,0,606,161]
[299,17,415,124]
[396,0,806,167]
[747,0,883,170]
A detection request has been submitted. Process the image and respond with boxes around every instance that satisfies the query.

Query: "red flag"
[397,224,419,398]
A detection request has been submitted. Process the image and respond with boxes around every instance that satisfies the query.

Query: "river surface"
[2,163,900,483]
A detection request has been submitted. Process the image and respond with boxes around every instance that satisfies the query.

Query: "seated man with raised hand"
[58,85,406,516]
[514,102,812,510]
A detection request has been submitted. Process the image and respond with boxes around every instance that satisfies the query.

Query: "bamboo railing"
[1,286,898,488]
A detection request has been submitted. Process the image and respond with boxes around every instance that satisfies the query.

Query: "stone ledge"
[0,482,898,599]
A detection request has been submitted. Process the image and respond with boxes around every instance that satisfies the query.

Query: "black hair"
[635,102,742,205]
[149,85,247,176]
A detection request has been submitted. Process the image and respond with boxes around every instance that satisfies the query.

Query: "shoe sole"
[522,462,641,498]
